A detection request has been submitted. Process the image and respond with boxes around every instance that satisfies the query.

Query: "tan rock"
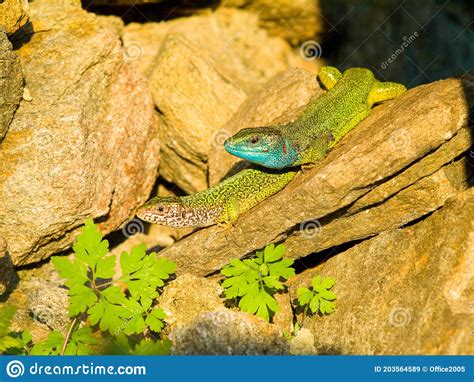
[289,188,474,355]
[0,0,160,265]
[284,154,472,259]
[221,0,324,46]
[148,34,246,192]
[170,309,288,355]
[0,0,29,35]
[8,260,66,343]
[157,73,472,276]
[158,274,225,333]
[122,8,317,92]
[0,31,23,140]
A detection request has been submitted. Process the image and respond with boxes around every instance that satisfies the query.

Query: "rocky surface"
[171,310,288,355]
[0,0,29,35]
[7,261,67,343]
[123,9,312,91]
[0,236,16,296]
[221,0,324,46]
[158,72,473,276]
[0,31,23,140]
[158,274,225,333]
[289,188,474,355]
[0,0,160,265]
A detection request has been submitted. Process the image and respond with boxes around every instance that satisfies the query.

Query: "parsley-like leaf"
[221,243,294,322]
[297,275,337,315]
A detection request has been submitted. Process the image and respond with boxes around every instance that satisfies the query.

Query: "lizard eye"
[250,136,259,144]
[157,206,165,212]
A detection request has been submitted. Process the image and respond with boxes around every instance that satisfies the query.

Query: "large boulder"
[289,188,474,355]
[171,310,288,355]
[0,0,160,265]
[148,34,246,193]
[157,71,473,276]
[0,31,23,140]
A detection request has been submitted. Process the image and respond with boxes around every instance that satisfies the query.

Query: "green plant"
[221,243,295,322]
[0,219,176,356]
[296,275,337,315]
[0,305,32,354]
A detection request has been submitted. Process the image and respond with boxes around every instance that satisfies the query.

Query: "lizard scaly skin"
[224,66,406,169]
[136,168,296,228]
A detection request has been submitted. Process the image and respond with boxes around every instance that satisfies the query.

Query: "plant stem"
[60,317,79,355]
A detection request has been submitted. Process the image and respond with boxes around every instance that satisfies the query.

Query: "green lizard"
[224,66,406,168]
[136,168,297,228]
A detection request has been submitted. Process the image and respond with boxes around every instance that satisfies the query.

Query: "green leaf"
[311,276,322,289]
[144,308,165,333]
[64,326,97,355]
[95,255,116,279]
[309,295,320,313]
[221,243,296,322]
[319,290,337,301]
[321,277,335,289]
[51,257,89,288]
[264,243,286,263]
[30,331,64,355]
[72,218,109,268]
[131,339,171,355]
[68,283,98,316]
[296,287,313,306]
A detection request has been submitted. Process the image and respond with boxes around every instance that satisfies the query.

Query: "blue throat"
[225,141,298,169]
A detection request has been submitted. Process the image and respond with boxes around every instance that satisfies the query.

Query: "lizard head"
[224,127,298,169]
[136,197,192,228]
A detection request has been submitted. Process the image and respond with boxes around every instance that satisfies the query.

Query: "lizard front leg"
[217,197,240,233]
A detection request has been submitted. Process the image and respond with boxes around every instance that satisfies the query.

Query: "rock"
[289,188,474,355]
[122,9,317,91]
[158,274,225,333]
[0,0,160,265]
[170,310,289,355]
[0,31,23,140]
[208,67,324,185]
[221,0,324,46]
[148,34,246,192]
[157,72,473,276]
[284,152,473,259]
[289,328,317,355]
[8,260,66,343]
[0,236,16,296]
[29,287,70,332]
[0,0,29,35]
